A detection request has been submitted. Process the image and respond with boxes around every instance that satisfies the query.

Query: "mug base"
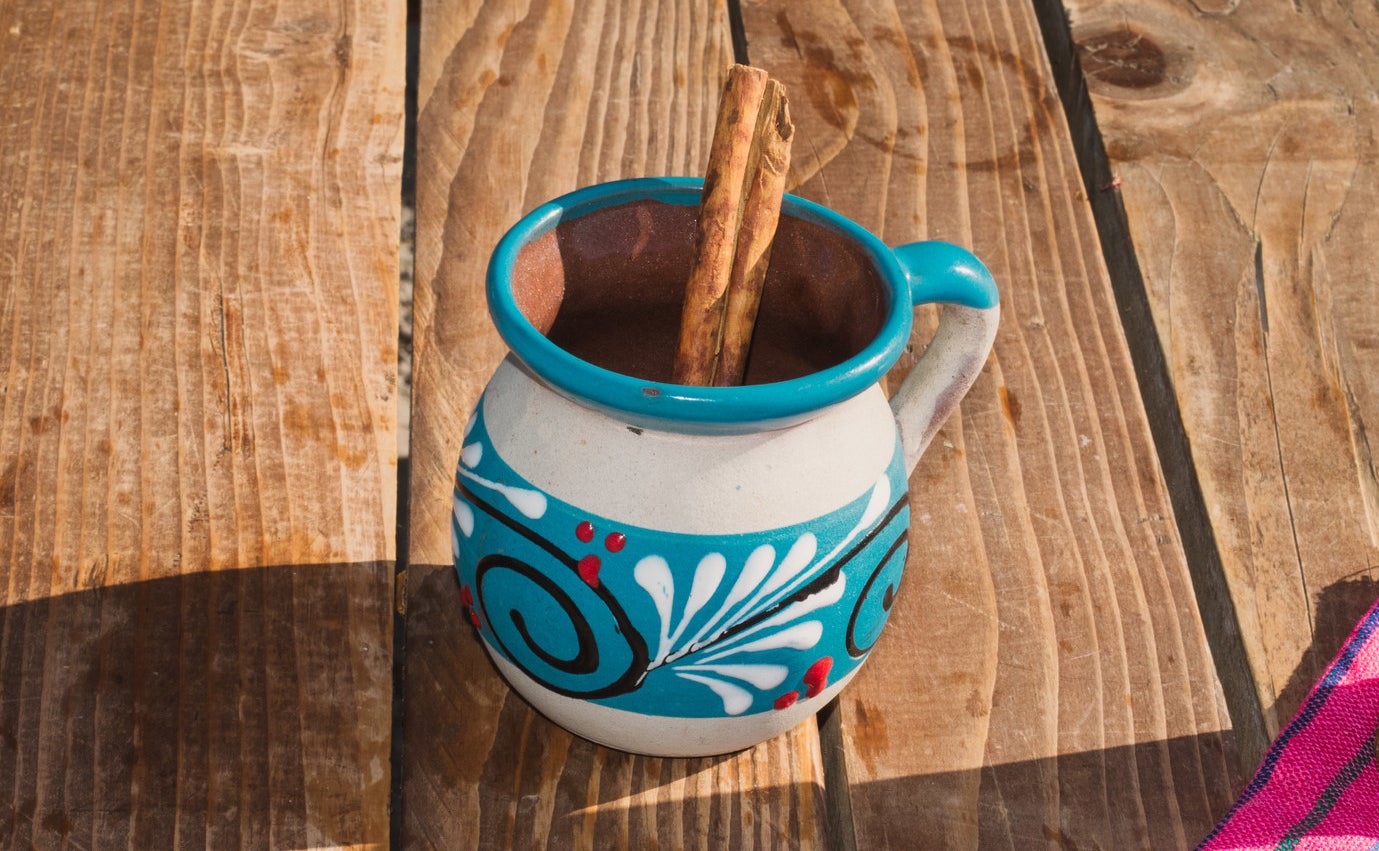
[486,641,861,757]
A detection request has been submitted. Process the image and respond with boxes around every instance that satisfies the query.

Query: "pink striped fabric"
[1198,597,1379,850]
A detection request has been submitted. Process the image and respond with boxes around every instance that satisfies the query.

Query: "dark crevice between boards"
[1029,0,1268,777]
[390,0,421,844]
[817,698,859,851]
[391,460,411,845]
[726,0,750,66]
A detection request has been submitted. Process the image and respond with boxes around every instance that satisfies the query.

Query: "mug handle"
[888,241,1001,475]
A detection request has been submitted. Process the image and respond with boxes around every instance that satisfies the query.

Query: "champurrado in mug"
[452,177,999,757]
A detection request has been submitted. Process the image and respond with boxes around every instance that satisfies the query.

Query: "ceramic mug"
[452,177,999,756]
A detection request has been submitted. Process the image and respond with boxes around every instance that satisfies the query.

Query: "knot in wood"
[1077,26,1168,90]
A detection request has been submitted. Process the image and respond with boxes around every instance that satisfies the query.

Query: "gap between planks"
[391,0,423,845]
[1028,0,1270,776]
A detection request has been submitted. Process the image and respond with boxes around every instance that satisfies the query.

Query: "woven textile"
[1199,598,1379,850]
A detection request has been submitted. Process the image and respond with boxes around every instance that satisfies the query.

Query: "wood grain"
[0,0,403,846]
[742,0,1240,845]
[1060,0,1379,739]
[404,1,828,846]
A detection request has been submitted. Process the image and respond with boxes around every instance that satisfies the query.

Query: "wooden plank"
[0,1,403,847]
[741,0,1241,846]
[403,1,828,846]
[1058,0,1379,740]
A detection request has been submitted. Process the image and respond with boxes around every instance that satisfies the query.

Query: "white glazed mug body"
[454,361,908,755]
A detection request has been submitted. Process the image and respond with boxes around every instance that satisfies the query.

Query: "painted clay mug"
[452,177,999,756]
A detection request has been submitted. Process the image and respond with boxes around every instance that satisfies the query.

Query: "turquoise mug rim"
[487,177,944,429]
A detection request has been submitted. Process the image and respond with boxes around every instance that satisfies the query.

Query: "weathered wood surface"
[1061,0,1379,737]
[0,0,404,846]
[741,0,1241,845]
[403,1,828,846]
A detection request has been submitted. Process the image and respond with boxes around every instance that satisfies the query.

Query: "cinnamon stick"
[672,65,768,386]
[715,80,793,387]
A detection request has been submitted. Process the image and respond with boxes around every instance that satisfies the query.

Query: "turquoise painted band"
[452,401,913,718]
[486,177,997,428]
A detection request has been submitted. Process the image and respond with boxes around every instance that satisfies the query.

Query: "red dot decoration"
[469,609,482,630]
[804,657,834,698]
[575,521,595,543]
[459,584,473,607]
[578,554,602,588]
[774,691,800,711]
[605,531,626,553]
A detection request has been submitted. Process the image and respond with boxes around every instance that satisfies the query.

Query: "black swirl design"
[462,483,649,700]
[477,554,601,674]
[846,531,908,659]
